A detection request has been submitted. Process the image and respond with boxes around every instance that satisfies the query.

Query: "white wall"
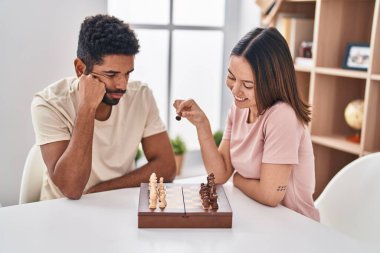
[239,0,261,38]
[0,0,107,206]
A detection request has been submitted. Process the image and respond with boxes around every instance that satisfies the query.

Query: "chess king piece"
[148,172,158,209]
[149,172,158,197]
[149,187,157,209]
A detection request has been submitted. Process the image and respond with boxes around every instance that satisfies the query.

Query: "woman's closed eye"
[242,81,254,89]
[227,75,235,81]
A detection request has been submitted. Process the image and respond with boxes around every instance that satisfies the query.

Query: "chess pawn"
[159,191,167,209]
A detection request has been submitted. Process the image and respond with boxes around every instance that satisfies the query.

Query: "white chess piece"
[149,188,157,209]
[149,172,157,192]
[158,177,165,194]
[159,190,167,209]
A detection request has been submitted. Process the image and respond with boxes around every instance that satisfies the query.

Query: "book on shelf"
[276,15,314,60]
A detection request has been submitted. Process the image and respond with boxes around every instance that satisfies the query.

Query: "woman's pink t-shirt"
[224,102,320,221]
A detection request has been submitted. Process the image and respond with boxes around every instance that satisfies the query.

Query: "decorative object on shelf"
[299,41,313,58]
[344,99,364,143]
[213,130,223,147]
[342,43,370,71]
[171,135,187,175]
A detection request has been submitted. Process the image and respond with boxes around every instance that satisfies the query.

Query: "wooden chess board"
[138,183,232,228]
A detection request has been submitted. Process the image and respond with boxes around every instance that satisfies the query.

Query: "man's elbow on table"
[61,188,83,200]
[57,183,84,200]
[162,158,176,182]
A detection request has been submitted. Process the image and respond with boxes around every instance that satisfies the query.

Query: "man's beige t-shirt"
[31,77,166,200]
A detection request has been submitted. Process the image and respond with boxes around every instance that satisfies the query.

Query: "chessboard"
[138,183,233,228]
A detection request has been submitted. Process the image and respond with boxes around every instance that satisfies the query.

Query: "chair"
[19,145,46,204]
[315,152,380,246]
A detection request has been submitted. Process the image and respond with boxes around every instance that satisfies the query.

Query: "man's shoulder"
[127,80,148,92]
[34,77,78,102]
[126,81,154,99]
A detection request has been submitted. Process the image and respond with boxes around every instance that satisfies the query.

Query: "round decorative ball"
[344,99,364,130]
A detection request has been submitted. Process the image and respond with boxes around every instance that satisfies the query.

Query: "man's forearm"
[53,106,96,199]
[87,155,174,193]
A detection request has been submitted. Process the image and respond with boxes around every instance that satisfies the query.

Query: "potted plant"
[213,130,223,147]
[171,135,187,175]
[135,147,143,166]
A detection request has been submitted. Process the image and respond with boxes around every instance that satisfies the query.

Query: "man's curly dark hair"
[77,14,140,74]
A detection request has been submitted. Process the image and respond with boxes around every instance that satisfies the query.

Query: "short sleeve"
[31,98,71,145]
[262,104,303,165]
[142,88,166,138]
[222,106,234,140]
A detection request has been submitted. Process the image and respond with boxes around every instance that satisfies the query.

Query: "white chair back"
[315,152,380,246]
[19,145,46,204]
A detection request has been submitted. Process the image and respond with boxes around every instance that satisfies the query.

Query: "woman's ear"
[74,58,86,77]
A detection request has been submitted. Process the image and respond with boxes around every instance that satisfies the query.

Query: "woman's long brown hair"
[231,27,311,124]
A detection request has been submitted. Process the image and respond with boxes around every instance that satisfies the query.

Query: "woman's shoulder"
[266,101,296,117]
[263,101,299,126]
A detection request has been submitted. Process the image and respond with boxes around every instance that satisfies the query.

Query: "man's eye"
[106,74,115,78]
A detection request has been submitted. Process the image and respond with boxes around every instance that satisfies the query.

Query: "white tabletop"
[0,178,378,253]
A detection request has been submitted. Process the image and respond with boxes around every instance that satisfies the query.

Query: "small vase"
[174,154,184,175]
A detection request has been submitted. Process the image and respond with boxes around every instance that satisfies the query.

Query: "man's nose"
[115,76,128,89]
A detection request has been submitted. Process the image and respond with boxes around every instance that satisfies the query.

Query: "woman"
[173,27,319,221]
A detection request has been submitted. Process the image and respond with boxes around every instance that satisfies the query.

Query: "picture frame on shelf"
[342,43,370,71]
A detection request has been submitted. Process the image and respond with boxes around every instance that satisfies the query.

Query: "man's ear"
[74,58,86,77]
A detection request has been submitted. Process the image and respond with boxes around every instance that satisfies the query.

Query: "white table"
[0,178,378,253]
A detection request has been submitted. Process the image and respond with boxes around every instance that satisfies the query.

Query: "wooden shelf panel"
[362,80,380,152]
[371,74,380,81]
[295,64,312,72]
[278,1,316,19]
[311,135,361,155]
[285,0,316,2]
[362,150,380,156]
[311,74,366,137]
[312,144,358,199]
[315,67,368,79]
[315,0,375,68]
[370,0,380,73]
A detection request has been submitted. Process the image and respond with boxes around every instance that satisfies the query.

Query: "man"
[31,14,176,200]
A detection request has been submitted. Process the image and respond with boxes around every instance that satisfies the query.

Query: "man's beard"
[102,89,126,106]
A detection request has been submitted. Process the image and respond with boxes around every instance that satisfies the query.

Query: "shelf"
[362,150,380,156]
[371,74,380,81]
[311,135,361,155]
[315,67,368,79]
[295,64,312,73]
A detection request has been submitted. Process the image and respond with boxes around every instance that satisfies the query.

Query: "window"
[109,0,226,150]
